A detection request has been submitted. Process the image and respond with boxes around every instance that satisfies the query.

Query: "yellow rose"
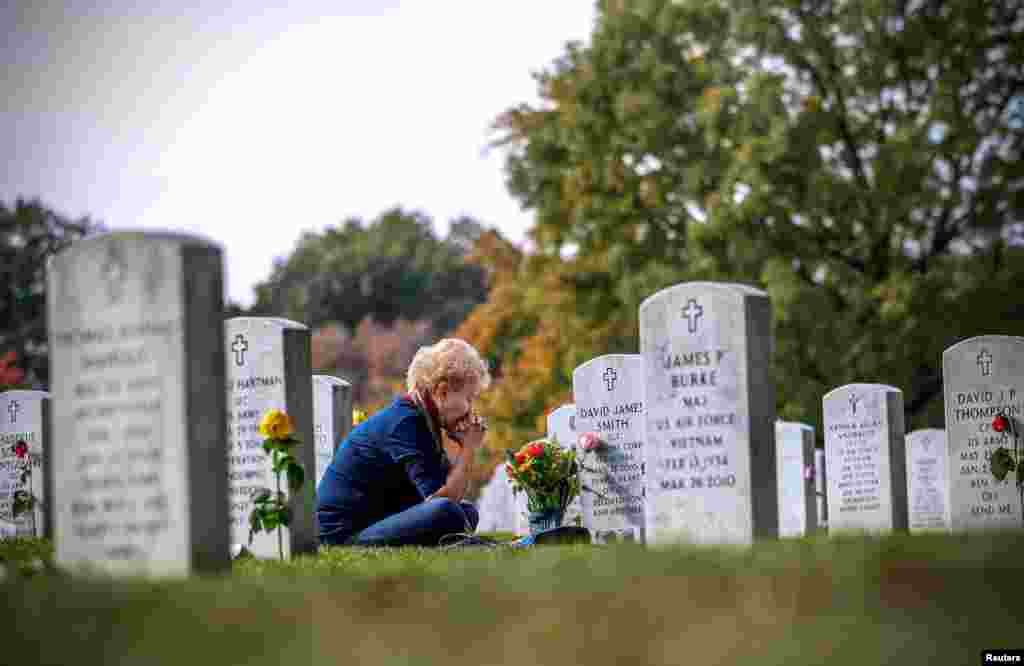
[352,409,368,426]
[259,409,294,440]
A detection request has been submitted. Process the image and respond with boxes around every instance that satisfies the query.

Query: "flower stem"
[275,450,284,561]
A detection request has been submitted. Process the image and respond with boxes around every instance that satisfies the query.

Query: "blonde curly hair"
[406,338,492,395]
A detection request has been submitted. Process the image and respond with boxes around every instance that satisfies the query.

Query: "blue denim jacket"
[316,396,450,544]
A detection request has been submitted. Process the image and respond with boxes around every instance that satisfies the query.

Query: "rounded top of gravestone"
[313,375,352,387]
[776,420,814,432]
[224,316,309,331]
[943,335,1024,356]
[572,353,642,377]
[639,281,768,314]
[0,390,50,400]
[906,428,945,438]
[58,229,221,253]
[822,383,902,402]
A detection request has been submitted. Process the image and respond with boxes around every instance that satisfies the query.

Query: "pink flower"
[578,432,603,452]
[14,440,28,458]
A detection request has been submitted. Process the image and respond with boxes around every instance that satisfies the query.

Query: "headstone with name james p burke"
[943,336,1024,531]
[905,429,950,532]
[775,421,818,538]
[312,375,352,487]
[225,317,315,558]
[546,404,584,529]
[823,384,908,533]
[48,231,229,576]
[0,390,50,538]
[573,355,646,544]
[640,282,778,545]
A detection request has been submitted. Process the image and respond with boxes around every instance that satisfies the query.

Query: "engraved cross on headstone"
[231,334,249,367]
[7,400,19,424]
[681,298,703,334]
[849,393,861,415]
[603,368,618,391]
[101,244,126,304]
[977,349,993,377]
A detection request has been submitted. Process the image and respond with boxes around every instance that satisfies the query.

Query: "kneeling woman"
[317,338,490,546]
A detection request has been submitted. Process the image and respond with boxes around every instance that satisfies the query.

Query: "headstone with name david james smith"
[823,384,908,533]
[775,421,818,537]
[225,317,315,558]
[546,404,584,529]
[48,231,229,576]
[573,355,646,544]
[905,429,950,532]
[943,335,1024,531]
[0,390,50,538]
[639,282,778,545]
[312,375,352,486]
[815,448,828,529]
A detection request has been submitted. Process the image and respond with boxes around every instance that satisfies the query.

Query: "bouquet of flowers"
[505,437,582,519]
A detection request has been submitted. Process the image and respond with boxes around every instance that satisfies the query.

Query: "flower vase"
[528,506,564,535]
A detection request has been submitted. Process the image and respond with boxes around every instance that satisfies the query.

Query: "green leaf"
[990,447,1015,482]
[272,453,298,475]
[252,487,273,505]
[279,505,293,527]
[262,439,276,454]
[285,462,305,493]
[248,511,263,544]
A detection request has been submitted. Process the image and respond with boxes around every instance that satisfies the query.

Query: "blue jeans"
[345,498,479,547]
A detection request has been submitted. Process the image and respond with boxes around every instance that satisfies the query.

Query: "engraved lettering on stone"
[7,401,18,425]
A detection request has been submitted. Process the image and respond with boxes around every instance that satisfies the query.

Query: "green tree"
[1,197,102,386]
[478,0,1024,441]
[251,208,489,335]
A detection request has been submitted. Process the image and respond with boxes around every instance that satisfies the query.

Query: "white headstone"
[905,429,950,532]
[475,463,518,533]
[312,375,353,486]
[943,336,1024,530]
[226,317,315,559]
[639,282,778,545]
[546,404,584,529]
[513,487,530,536]
[775,421,818,538]
[814,448,827,529]
[573,355,646,544]
[0,390,49,537]
[823,383,908,533]
[48,231,229,576]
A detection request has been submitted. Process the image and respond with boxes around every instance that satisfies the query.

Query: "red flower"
[514,451,528,465]
[526,442,545,458]
[13,440,28,458]
[993,415,1010,433]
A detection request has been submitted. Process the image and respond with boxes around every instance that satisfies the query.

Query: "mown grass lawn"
[1,532,1021,666]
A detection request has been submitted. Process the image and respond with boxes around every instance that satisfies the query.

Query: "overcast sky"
[2,1,597,305]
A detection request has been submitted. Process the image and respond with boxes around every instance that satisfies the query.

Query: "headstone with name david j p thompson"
[943,336,1024,531]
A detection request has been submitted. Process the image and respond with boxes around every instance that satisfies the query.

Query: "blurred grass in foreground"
[1,532,1021,666]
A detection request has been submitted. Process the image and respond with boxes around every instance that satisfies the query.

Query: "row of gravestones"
[5,232,1020,574]
[0,232,369,576]
[476,282,1023,544]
